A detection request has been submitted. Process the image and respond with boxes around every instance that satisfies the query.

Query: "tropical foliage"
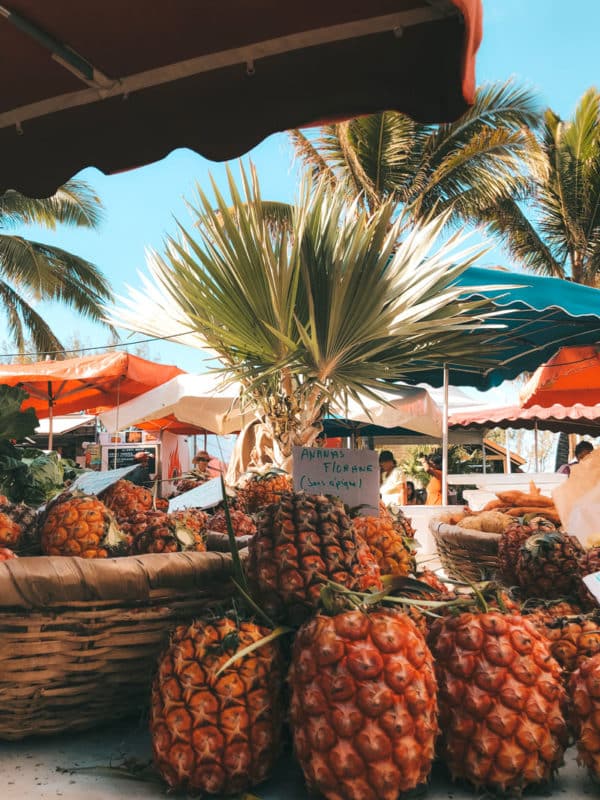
[109,167,505,467]
[0,180,113,353]
[289,80,543,224]
[481,87,600,285]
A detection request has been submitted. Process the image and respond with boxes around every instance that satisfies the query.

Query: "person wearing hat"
[132,449,156,488]
[379,450,407,507]
[191,450,213,482]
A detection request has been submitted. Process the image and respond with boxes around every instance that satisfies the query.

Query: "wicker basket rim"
[0,550,237,610]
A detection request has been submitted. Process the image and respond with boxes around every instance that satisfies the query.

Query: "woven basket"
[0,551,238,740]
[429,518,501,583]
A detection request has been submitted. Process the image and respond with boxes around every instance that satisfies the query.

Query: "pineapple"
[515,530,584,599]
[150,614,284,795]
[0,498,37,553]
[289,607,438,799]
[124,511,206,554]
[578,546,600,610]
[236,470,293,514]
[527,611,600,674]
[569,652,600,780]
[247,492,382,624]
[169,509,209,538]
[100,479,153,523]
[40,494,128,558]
[497,519,536,586]
[352,515,414,577]
[208,508,257,538]
[428,610,569,793]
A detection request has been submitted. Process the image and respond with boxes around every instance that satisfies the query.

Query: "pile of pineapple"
[144,481,600,799]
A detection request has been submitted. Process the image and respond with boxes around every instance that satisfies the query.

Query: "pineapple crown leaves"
[522,529,570,556]
[214,625,292,678]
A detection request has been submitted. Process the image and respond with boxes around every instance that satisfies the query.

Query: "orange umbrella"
[0,351,184,448]
[520,346,600,408]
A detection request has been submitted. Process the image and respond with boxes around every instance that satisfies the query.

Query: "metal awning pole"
[534,422,540,471]
[47,382,54,451]
[482,432,487,474]
[442,364,449,505]
[505,429,511,474]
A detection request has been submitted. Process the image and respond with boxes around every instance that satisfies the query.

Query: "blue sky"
[6,0,600,399]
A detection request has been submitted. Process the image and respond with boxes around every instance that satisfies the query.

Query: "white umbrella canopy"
[328,385,443,437]
[98,373,250,436]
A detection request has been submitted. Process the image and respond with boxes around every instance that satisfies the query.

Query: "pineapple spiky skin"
[150,615,284,795]
[247,492,382,625]
[100,479,153,523]
[515,531,585,599]
[169,509,209,538]
[236,471,293,514]
[209,509,257,538]
[352,516,414,576]
[289,608,438,800]
[40,494,128,558]
[497,520,535,586]
[578,547,600,610]
[124,511,206,554]
[527,611,600,674]
[569,652,600,780]
[428,611,569,793]
[0,499,38,553]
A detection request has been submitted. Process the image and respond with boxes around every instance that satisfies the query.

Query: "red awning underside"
[0,0,482,196]
[450,402,600,436]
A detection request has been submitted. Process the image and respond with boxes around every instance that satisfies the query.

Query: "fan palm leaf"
[108,165,506,464]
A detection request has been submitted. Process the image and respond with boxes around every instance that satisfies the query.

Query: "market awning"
[449,403,600,436]
[520,345,600,408]
[35,413,95,436]
[0,351,184,417]
[0,0,482,196]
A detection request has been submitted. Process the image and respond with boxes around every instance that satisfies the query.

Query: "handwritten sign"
[583,571,600,607]
[69,464,139,496]
[168,477,224,511]
[292,446,379,514]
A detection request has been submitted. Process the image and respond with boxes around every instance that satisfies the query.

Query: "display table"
[398,504,465,555]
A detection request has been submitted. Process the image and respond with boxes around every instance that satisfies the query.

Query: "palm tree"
[0,180,113,353]
[481,87,600,286]
[289,80,543,224]
[109,166,503,469]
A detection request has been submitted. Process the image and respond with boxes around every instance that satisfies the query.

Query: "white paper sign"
[168,477,224,511]
[69,464,139,496]
[292,446,379,514]
[583,571,600,606]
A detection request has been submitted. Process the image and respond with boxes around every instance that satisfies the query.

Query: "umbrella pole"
[442,364,449,505]
[48,399,54,452]
[113,381,121,469]
[505,430,511,474]
[482,433,487,474]
[534,422,539,471]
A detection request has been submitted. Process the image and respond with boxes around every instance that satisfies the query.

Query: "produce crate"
[429,517,501,582]
[0,551,238,740]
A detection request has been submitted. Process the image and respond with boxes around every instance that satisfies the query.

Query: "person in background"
[405,480,417,505]
[379,450,407,506]
[420,452,443,505]
[132,450,156,488]
[557,440,594,476]
[191,450,213,482]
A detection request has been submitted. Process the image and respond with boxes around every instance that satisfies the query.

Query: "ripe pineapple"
[497,517,556,586]
[527,612,600,674]
[515,530,585,599]
[236,470,293,514]
[0,498,37,552]
[40,494,128,558]
[169,509,209,538]
[101,479,153,523]
[578,546,600,610]
[351,515,414,576]
[247,492,382,624]
[208,508,257,538]
[428,610,569,793]
[569,652,600,780]
[289,607,438,800]
[124,511,206,554]
[151,614,284,795]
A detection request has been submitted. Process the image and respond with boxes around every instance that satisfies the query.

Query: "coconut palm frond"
[0,279,65,355]
[0,180,103,230]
